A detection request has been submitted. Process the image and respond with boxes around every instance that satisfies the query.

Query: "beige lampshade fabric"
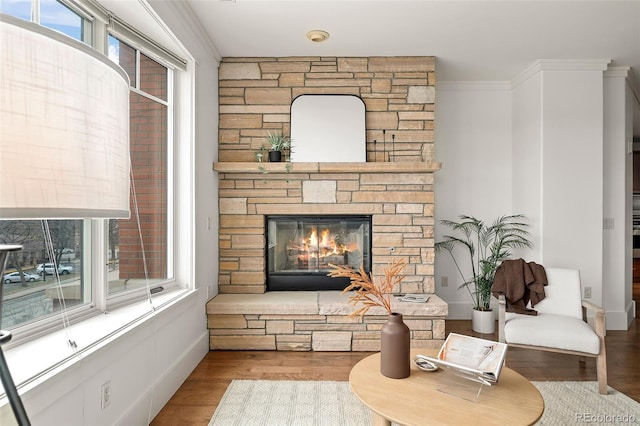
[0,15,130,219]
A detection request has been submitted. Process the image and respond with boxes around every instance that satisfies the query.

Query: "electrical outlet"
[101,380,111,410]
[441,276,448,287]
[584,287,592,299]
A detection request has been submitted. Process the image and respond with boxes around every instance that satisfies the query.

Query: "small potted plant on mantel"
[265,131,291,162]
[435,214,532,333]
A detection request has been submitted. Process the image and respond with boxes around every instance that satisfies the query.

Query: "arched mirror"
[290,95,366,162]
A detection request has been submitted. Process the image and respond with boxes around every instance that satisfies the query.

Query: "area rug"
[209,380,640,426]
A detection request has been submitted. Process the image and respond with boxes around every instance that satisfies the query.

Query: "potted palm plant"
[265,131,291,162]
[435,214,532,333]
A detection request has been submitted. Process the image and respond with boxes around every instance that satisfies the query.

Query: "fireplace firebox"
[266,215,372,291]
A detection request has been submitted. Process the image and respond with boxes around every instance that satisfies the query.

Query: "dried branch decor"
[328,258,407,318]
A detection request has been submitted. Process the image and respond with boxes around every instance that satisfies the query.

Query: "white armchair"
[497,268,608,394]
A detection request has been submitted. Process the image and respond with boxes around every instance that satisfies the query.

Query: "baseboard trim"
[445,301,499,320]
[117,330,209,425]
[601,302,635,331]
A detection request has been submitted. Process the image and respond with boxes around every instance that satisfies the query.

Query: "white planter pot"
[471,309,495,334]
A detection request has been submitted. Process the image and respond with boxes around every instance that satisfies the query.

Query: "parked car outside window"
[36,263,74,275]
[3,271,40,284]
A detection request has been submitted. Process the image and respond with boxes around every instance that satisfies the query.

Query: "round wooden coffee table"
[349,348,544,426]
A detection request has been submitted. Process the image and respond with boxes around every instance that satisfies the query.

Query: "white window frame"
[103,35,177,307]
[2,0,190,348]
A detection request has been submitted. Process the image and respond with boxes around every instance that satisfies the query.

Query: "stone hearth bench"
[206,291,448,351]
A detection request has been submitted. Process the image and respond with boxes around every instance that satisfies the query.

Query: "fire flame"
[292,227,358,261]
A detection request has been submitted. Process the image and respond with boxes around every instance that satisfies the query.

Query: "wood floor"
[151,308,640,425]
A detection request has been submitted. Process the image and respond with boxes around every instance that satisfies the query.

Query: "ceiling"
[182,0,640,83]
[105,0,639,135]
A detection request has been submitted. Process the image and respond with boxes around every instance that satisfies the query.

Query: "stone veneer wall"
[207,291,447,351]
[214,162,439,294]
[218,56,435,162]
[209,56,447,351]
[216,56,438,295]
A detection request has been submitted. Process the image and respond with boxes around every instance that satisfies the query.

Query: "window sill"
[0,287,195,400]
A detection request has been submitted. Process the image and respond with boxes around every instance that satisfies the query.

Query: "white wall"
[511,61,636,329]
[532,61,636,328]
[603,68,636,329]
[434,82,513,318]
[512,70,543,258]
[436,61,635,329]
[539,64,606,304]
[513,60,611,309]
[14,293,208,426]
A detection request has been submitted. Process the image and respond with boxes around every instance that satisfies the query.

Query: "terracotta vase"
[380,312,410,379]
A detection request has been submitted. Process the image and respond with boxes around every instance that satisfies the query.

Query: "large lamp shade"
[0,14,130,219]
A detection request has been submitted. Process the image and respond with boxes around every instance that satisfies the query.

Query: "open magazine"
[416,333,508,386]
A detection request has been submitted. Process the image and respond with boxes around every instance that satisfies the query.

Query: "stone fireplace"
[213,162,439,294]
[206,56,448,351]
[266,214,372,291]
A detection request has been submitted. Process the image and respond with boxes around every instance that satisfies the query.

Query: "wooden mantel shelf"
[213,161,442,174]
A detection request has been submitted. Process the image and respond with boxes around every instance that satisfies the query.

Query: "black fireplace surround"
[266,215,372,291]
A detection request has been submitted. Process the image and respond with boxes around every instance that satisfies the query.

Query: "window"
[0,0,91,42]
[0,0,183,341]
[0,220,84,329]
[40,0,90,42]
[0,0,30,21]
[0,0,91,330]
[107,35,171,295]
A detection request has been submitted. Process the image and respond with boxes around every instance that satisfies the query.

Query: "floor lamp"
[0,245,29,425]
[0,14,130,425]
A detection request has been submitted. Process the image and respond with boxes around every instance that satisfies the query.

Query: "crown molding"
[511,59,612,89]
[604,66,630,79]
[626,70,640,106]
[604,66,640,107]
[437,81,511,91]
[148,0,221,63]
